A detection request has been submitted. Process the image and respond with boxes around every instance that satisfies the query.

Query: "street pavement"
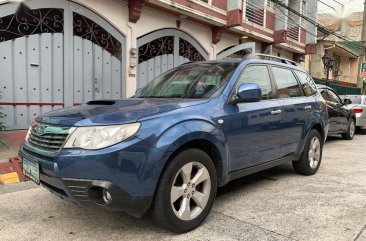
[0,135,365,241]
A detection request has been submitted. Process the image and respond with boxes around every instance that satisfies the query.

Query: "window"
[271,67,302,98]
[136,62,238,99]
[295,71,317,96]
[320,90,331,101]
[235,65,273,100]
[328,90,342,104]
[321,89,341,104]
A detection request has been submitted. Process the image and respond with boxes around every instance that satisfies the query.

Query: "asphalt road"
[1,135,366,241]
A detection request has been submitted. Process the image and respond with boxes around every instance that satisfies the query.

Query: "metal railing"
[244,53,301,67]
[245,1,265,26]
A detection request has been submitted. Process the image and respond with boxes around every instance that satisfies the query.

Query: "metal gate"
[0,0,125,129]
[137,29,208,88]
[216,42,256,59]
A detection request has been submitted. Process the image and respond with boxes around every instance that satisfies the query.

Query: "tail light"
[353,108,363,113]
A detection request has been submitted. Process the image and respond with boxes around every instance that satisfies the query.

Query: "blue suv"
[20,54,328,233]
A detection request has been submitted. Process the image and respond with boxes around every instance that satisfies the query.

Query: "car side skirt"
[220,155,295,186]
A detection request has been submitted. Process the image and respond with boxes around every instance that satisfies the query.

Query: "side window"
[328,90,342,104]
[321,90,331,101]
[271,67,302,98]
[235,65,273,100]
[295,71,317,96]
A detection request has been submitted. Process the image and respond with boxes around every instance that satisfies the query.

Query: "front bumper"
[18,137,165,218]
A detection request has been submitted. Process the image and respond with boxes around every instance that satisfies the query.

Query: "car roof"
[183,54,304,71]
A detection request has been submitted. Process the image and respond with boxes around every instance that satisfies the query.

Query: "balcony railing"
[245,1,265,26]
[287,22,299,41]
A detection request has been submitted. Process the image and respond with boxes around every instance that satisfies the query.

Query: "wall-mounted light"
[241,35,248,39]
[130,48,137,67]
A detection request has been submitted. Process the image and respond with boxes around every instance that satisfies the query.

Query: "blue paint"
[20,58,328,216]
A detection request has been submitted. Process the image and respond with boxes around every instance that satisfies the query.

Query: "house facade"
[0,0,318,129]
[309,12,362,86]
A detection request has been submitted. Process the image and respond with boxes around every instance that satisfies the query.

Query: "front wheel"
[293,129,323,175]
[152,149,217,233]
[342,118,355,140]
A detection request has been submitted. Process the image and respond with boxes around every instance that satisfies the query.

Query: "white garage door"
[137,29,208,88]
[0,0,125,129]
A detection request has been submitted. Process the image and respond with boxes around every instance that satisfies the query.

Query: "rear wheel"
[152,149,217,233]
[293,129,323,175]
[342,118,355,140]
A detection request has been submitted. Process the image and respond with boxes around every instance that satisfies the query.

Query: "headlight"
[64,123,141,150]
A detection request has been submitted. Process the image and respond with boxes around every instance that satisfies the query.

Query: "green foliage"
[0,92,5,131]
[363,80,366,95]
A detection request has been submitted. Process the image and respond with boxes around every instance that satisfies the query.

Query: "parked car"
[317,85,356,140]
[19,54,328,233]
[340,95,366,134]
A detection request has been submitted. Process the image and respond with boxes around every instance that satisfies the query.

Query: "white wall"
[272,46,293,59]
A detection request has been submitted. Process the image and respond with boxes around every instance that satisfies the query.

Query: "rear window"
[295,70,317,96]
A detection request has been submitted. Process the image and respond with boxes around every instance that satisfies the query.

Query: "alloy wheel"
[308,137,321,169]
[170,161,211,221]
[350,120,355,138]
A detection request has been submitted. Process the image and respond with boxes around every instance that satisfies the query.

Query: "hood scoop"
[86,100,116,105]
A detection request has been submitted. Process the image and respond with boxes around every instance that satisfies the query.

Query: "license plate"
[23,158,40,185]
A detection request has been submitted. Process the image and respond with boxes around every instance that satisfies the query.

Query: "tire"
[342,118,355,140]
[152,148,217,233]
[293,129,323,176]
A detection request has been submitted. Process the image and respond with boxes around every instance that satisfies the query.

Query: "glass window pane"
[321,90,331,101]
[136,62,238,99]
[295,70,317,96]
[272,67,302,98]
[235,65,273,100]
[328,90,341,103]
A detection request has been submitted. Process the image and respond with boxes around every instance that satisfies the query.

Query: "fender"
[153,119,230,186]
[295,106,328,160]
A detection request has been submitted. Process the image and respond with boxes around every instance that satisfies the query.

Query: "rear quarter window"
[294,70,317,96]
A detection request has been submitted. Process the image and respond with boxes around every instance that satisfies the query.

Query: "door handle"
[30,63,39,67]
[305,105,312,111]
[271,109,282,115]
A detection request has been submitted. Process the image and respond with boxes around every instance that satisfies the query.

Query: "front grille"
[28,124,71,152]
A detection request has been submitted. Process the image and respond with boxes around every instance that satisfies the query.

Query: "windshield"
[135,62,238,99]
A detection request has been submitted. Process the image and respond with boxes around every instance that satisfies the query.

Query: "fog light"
[103,189,112,204]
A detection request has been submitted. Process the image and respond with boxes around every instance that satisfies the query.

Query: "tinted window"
[272,67,302,98]
[295,70,317,96]
[328,90,342,103]
[136,62,238,99]
[235,65,273,100]
[321,89,341,104]
[321,90,331,101]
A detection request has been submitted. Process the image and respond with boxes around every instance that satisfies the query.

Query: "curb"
[0,157,25,184]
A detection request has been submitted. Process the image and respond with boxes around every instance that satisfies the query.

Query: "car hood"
[36,98,210,126]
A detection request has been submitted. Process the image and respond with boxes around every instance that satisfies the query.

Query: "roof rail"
[244,53,301,67]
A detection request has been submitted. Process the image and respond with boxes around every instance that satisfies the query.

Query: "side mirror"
[343,98,352,105]
[234,83,262,103]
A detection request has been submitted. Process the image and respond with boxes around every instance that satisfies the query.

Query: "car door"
[270,66,310,157]
[220,65,283,172]
[320,88,344,132]
[327,89,349,132]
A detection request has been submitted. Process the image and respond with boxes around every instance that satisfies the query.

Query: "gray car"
[341,95,366,134]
